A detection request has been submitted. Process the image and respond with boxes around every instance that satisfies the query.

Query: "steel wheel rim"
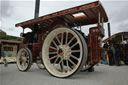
[17,48,30,71]
[42,27,87,78]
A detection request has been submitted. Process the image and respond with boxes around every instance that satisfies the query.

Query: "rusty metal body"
[16,1,108,77]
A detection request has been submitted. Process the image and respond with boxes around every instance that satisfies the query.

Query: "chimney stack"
[34,0,40,18]
[108,23,111,38]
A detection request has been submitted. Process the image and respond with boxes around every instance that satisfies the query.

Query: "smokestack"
[34,0,40,18]
[108,23,111,38]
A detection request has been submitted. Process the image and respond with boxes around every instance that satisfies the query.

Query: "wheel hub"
[21,56,26,62]
[58,45,71,60]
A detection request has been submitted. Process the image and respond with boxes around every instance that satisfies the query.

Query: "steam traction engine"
[15,1,108,78]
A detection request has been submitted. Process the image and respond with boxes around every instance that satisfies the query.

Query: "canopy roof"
[0,40,21,44]
[103,32,128,43]
[16,1,108,29]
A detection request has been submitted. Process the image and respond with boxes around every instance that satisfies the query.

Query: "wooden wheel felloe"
[16,48,32,71]
[42,27,88,78]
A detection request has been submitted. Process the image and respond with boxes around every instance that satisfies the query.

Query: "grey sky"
[0,0,128,39]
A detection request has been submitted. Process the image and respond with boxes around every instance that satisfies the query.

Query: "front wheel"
[42,27,88,78]
[16,48,32,72]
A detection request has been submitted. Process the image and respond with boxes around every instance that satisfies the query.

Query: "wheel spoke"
[61,33,63,45]
[70,54,79,61]
[67,37,75,45]
[21,56,28,66]
[61,60,64,72]
[71,50,80,53]
[56,57,64,72]
[69,59,76,67]
[66,60,69,72]
[25,62,28,66]
[56,36,61,45]
[58,57,63,65]
[49,51,58,54]
[65,32,68,44]
[52,40,58,48]
[53,56,59,65]
[71,42,78,48]
[49,46,57,50]
[50,55,58,60]
[26,60,29,64]
[22,62,27,66]
[21,61,24,66]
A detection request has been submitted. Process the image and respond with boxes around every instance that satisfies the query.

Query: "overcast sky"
[0,0,128,39]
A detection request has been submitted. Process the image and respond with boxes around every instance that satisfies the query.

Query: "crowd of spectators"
[103,40,128,66]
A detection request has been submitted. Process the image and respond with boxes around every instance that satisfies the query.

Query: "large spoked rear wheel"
[42,27,88,78]
[16,48,32,72]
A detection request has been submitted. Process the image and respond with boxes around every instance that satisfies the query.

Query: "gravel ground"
[0,64,128,85]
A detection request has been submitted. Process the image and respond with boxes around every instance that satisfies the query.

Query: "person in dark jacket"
[107,43,114,65]
[103,42,109,51]
[115,44,121,66]
[0,41,2,59]
[125,41,128,63]
[0,43,1,59]
[107,40,117,65]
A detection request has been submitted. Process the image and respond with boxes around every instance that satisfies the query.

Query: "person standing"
[0,41,1,59]
[125,40,128,64]
[107,47,112,65]
[115,44,121,66]
[0,41,4,59]
[111,43,116,65]
[103,42,109,51]
[0,41,8,66]
[107,40,115,65]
